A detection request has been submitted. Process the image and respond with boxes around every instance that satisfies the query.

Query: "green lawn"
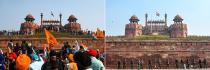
[0,32,93,38]
[106,35,210,41]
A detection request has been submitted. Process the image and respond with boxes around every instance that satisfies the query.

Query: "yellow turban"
[67,53,78,70]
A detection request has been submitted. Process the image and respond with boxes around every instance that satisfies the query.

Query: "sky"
[0,0,105,32]
[106,0,210,36]
[1,0,210,36]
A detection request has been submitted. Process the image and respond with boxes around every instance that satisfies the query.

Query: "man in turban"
[41,50,64,70]
[66,53,78,70]
[16,53,31,70]
[28,53,44,70]
[87,49,105,70]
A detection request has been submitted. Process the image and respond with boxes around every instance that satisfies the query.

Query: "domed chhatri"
[20,14,38,35]
[173,14,183,22]
[129,15,139,23]
[25,14,35,21]
[130,15,139,20]
[68,14,78,22]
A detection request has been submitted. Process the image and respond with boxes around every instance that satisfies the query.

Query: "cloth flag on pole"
[156,12,160,16]
[51,11,54,17]
[44,28,58,47]
[94,28,105,39]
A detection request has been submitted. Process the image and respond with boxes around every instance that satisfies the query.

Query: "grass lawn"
[106,35,210,41]
[0,32,93,38]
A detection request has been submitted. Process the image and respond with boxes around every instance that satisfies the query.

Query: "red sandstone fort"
[106,13,210,69]
[0,12,210,69]
[0,13,105,53]
[125,13,187,38]
[20,13,82,35]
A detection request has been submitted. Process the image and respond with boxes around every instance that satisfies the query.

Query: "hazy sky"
[0,0,105,31]
[106,0,210,36]
[1,0,210,36]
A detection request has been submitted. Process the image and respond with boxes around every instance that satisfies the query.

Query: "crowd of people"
[0,40,105,70]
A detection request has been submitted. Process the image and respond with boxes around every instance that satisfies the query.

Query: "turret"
[129,15,139,23]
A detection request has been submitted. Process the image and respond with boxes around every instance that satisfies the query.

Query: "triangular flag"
[44,28,59,47]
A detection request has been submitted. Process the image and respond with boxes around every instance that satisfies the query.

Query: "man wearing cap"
[87,49,105,70]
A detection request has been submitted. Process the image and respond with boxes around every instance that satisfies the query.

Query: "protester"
[96,49,105,63]
[66,53,78,70]
[74,51,92,70]
[148,60,152,69]
[8,50,17,70]
[87,49,105,70]
[28,53,44,70]
[14,43,22,55]
[122,59,126,69]
[203,59,208,68]
[27,43,35,55]
[117,60,121,69]
[186,59,189,69]
[130,59,134,69]
[41,50,64,70]
[61,42,73,62]
[175,59,179,68]
[0,49,5,70]
[7,40,14,52]
[138,60,143,69]
[21,40,28,54]
[16,51,31,70]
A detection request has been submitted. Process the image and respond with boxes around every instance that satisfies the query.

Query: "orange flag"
[94,28,105,39]
[44,28,59,47]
